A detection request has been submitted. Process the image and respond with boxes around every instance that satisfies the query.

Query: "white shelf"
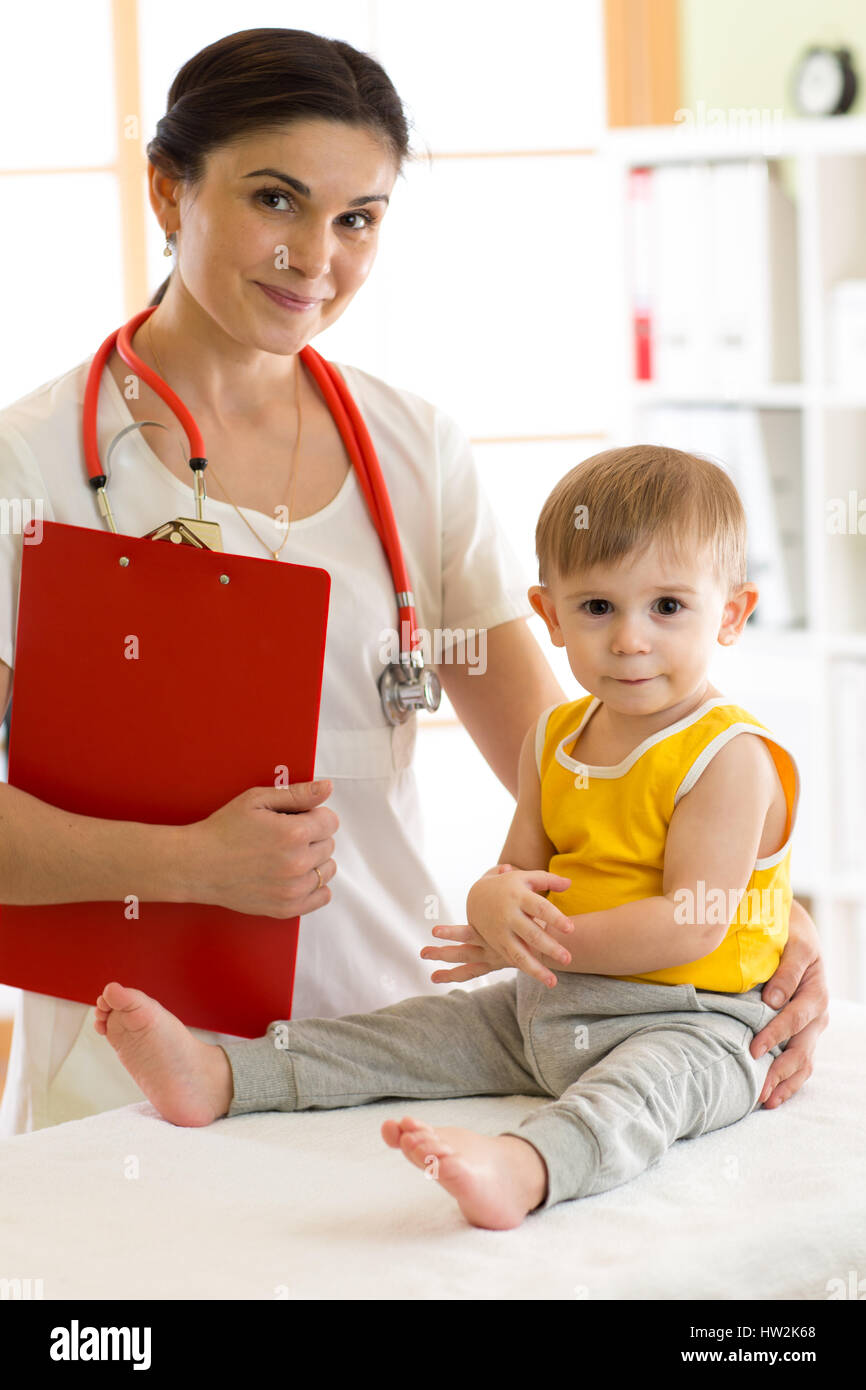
[819,390,866,410]
[602,115,866,164]
[630,381,808,408]
[633,383,866,410]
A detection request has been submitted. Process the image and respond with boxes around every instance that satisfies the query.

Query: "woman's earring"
[163,227,173,258]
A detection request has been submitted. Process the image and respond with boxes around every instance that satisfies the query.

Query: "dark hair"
[146,27,418,306]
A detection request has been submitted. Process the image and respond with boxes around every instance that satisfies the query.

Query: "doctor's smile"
[254,282,325,310]
[0,21,833,1283]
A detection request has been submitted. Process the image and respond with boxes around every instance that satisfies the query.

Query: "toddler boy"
[95,444,799,1230]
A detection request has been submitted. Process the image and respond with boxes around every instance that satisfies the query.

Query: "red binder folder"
[0,520,330,1037]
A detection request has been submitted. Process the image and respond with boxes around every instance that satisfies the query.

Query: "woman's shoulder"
[330,358,463,447]
[0,359,90,466]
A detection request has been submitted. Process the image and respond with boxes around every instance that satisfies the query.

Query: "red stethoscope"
[81,305,441,725]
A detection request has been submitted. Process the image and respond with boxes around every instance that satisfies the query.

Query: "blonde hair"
[535,445,747,595]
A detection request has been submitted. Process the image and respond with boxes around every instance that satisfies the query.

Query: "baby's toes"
[401,1122,454,1166]
[380,1119,404,1148]
[395,1113,430,1134]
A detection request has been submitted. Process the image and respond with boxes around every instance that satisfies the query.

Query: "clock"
[792,46,858,116]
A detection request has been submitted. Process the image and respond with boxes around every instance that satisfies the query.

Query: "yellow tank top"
[536,695,800,993]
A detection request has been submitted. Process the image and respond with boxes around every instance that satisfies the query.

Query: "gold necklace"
[145,316,302,561]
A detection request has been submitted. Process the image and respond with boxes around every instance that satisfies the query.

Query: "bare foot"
[381,1116,548,1229]
[94,982,233,1127]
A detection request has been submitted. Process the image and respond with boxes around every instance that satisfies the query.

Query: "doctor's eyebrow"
[242,168,390,208]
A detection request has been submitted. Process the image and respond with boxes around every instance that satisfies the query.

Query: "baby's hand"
[420,923,511,984]
[465,868,574,988]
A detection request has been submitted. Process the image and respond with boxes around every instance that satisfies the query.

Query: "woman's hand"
[752,897,830,1107]
[463,865,575,987]
[184,780,339,918]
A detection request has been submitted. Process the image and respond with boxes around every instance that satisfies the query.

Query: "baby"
[95,444,799,1230]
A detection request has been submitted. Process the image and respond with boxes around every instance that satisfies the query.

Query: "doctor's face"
[529,538,754,715]
[162,119,398,353]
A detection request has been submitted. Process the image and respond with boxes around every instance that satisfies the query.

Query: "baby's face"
[529,538,756,714]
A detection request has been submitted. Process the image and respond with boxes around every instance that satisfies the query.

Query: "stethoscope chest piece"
[379,656,442,726]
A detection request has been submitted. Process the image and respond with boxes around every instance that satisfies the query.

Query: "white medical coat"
[0,354,534,1134]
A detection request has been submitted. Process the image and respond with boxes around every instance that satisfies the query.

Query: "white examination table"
[2,1000,864,1301]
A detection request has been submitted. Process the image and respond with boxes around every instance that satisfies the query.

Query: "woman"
[0,29,827,1136]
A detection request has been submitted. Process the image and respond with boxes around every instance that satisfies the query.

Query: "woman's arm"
[435,617,566,798]
[0,657,338,917]
[752,897,829,1107]
[0,779,191,905]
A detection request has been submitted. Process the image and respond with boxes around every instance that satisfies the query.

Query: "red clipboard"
[0,520,330,1037]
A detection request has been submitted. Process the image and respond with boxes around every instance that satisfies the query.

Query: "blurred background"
[1,1,865,1096]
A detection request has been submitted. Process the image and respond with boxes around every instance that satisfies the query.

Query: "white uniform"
[0,353,534,1134]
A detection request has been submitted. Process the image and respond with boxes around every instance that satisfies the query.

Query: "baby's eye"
[580,597,683,616]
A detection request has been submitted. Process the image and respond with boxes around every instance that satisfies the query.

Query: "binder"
[707,160,800,389]
[652,162,714,388]
[627,167,654,381]
[629,159,799,391]
[0,520,330,1038]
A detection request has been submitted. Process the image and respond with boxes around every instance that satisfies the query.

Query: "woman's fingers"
[752,961,829,1057]
[758,1022,823,1106]
[759,918,821,1009]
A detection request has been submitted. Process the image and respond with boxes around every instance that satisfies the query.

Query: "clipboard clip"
[142,517,223,550]
[105,420,224,552]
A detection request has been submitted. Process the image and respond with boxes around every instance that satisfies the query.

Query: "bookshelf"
[602,115,866,1002]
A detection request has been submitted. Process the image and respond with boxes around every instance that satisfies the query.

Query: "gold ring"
[314,865,323,891]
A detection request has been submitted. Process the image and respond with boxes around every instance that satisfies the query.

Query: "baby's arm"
[422,721,573,987]
[497,720,559,872]
[457,722,578,986]
[537,732,782,977]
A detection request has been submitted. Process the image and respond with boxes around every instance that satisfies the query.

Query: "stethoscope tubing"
[82,308,421,660]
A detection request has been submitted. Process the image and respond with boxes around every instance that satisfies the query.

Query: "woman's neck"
[140,280,301,422]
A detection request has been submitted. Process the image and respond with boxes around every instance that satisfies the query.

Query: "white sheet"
[2,1000,864,1300]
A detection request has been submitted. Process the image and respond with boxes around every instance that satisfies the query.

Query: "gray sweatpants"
[219,971,783,1211]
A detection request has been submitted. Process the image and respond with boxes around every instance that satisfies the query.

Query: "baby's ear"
[528,588,563,644]
[528,585,554,621]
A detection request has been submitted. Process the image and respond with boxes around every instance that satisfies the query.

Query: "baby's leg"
[94,983,233,1126]
[95,976,545,1129]
[222,976,541,1114]
[500,1003,775,1211]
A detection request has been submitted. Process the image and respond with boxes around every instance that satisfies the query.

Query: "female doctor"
[0,28,827,1135]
